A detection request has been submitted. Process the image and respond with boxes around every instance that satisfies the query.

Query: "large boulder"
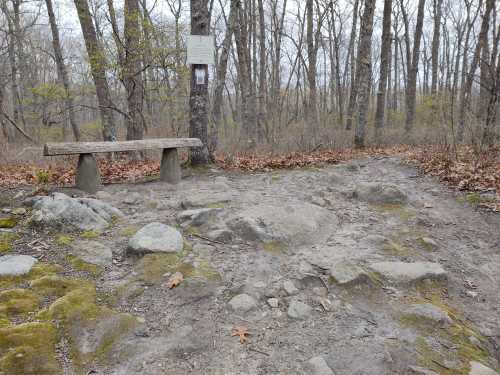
[0,255,37,277]
[469,362,499,375]
[226,202,336,245]
[369,261,447,285]
[128,223,183,255]
[354,184,408,205]
[28,193,122,232]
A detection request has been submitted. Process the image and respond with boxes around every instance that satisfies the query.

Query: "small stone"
[355,183,407,205]
[420,237,438,249]
[306,356,335,375]
[283,280,299,296]
[369,261,447,285]
[11,207,26,215]
[469,362,499,375]
[128,223,183,254]
[404,303,452,327]
[205,229,233,243]
[287,299,312,320]
[228,294,257,313]
[96,191,112,200]
[0,255,37,276]
[71,240,113,266]
[330,261,371,287]
[407,366,439,375]
[13,191,25,200]
[177,208,222,227]
[267,298,279,308]
[123,192,142,205]
[466,291,479,298]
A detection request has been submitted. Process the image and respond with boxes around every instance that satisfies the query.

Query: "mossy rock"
[0,217,18,229]
[55,235,74,246]
[30,275,90,298]
[0,322,62,375]
[66,255,103,276]
[135,253,221,284]
[118,226,139,237]
[37,284,137,369]
[263,241,287,255]
[0,263,63,290]
[80,230,100,239]
[372,203,415,221]
[0,289,40,318]
[0,233,17,253]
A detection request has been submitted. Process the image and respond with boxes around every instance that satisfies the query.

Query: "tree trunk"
[189,0,211,165]
[73,0,116,141]
[374,0,392,141]
[404,0,426,133]
[124,0,145,141]
[354,0,376,148]
[306,0,318,138]
[45,0,81,141]
[345,0,360,130]
[257,0,267,139]
[458,0,495,141]
[211,0,237,153]
[431,0,443,94]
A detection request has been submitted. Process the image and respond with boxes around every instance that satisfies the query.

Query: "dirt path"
[1,156,499,375]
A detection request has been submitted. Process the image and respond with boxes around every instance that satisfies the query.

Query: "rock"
[0,255,37,276]
[306,356,336,375]
[226,202,336,245]
[330,261,371,287]
[369,261,447,285]
[355,183,408,205]
[205,229,233,243]
[283,280,299,296]
[407,366,439,375]
[70,240,113,266]
[287,299,312,320]
[123,192,142,205]
[11,207,26,215]
[228,294,257,313]
[128,223,183,255]
[177,208,222,227]
[469,362,499,375]
[180,192,233,209]
[403,303,452,326]
[29,193,122,232]
[267,298,279,308]
[420,237,438,250]
[95,191,112,200]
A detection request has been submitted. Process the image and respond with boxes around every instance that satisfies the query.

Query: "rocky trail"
[0,156,499,375]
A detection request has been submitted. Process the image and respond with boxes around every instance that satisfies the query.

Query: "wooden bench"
[43,138,203,193]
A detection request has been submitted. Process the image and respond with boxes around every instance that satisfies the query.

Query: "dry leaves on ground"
[166,272,184,289]
[231,326,251,344]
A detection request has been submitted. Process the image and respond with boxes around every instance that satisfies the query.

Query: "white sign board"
[187,35,215,65]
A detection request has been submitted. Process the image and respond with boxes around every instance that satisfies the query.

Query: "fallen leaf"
[231,325,250,344]
[166,272,183,289]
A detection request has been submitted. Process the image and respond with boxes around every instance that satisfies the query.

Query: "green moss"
[417,237,437,251]
[135,253,182,284]
[0,217,18,229]
[185,226,202,236]
[206,202,226,209]
[55,234,74,246]
[382,240,410,256]
[0,262,63,290]
[0,289,40,317]
[80,230,99,239]
[195,260,222,281]
[118,226,139,237]
[0,232,17,253]
[36,282,137,368]
[66,255,102,276]
[0,322,62,375]
[372,203,415,221]
[30,275,89,298]
[0,315,10,328]
[263,241,287,255]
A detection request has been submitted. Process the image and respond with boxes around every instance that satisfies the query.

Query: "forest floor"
[0,153,499,375]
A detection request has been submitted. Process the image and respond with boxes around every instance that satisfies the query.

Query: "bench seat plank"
[44,138,203,156]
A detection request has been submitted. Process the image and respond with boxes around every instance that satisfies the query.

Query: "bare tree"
[354,0,376,148]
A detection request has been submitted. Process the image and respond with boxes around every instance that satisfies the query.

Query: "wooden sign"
[187,35,215,65]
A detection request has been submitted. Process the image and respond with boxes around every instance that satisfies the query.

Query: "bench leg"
[160,148,181,184]
[76,153,101,194]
